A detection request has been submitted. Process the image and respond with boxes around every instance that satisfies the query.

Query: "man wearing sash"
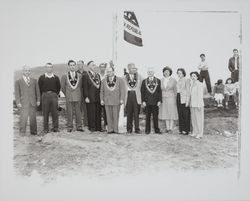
[61,60,83,132]
[141,68,162,134]
[124,63,142,134]
[100,66,125,134]
[82,61,102,132]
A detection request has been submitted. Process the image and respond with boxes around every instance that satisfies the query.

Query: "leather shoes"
[76,128,84,132]
[145,131,150,134]
[67,129,72,132]
[155,130,162,134]
[52,128,59,132]
[135,130,141,134]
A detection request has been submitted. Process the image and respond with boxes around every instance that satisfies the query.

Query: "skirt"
[214,93,224,101]
[159,96,178,120]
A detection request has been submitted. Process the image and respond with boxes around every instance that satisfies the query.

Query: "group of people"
[14,49,240,140]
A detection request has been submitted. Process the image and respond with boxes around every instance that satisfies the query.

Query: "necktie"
[26,77,30,85]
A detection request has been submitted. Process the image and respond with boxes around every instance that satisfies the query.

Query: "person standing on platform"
[15,65,40,136]
[141,68,162,134]
[100,66,125,134]
[158,66,178,133]
[82,61,102,132]
[61,60,84,132]
[123,63,143,134]
[38,63,61,133]
[228,49,240,83]
[198,54,212,95]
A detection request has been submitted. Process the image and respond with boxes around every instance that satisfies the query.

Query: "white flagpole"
[113,12,127,133]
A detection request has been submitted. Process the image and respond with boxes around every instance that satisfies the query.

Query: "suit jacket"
[190,81,204,108]
[61,72,82,102]
[141,77,162,105]
[15,77,40,108]
[123,73,143,106]
[82,71,101,103]
[177,77,191,104]
[100,76,126,106]
[161,77,177,98]
[228,56,240,72]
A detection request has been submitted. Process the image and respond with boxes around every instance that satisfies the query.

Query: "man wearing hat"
[123,63,142,134]
[141,68,162,134]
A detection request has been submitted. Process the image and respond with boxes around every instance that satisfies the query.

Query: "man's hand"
[101,100,104,106]
[17,103,22,108]
[142,102,146,107]
[85,97,90,103]
[36,101,40,106]
[185,102,189,107]
[157,101,161,107]
[120,100,124,105]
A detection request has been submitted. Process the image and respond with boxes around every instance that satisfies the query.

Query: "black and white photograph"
[1,0,250,200]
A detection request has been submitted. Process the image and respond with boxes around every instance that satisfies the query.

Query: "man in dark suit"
[228,49,240,83]
[38,63,61,133]
[82,61,102,132]
[141,68,162,134]
[61,60,84,132]
[15,65,40,136]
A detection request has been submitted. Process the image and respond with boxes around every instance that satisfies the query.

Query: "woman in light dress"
[189,71,204,139]
[158,67,178,133]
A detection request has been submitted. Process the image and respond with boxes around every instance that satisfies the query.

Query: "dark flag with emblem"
[124,11,143,47]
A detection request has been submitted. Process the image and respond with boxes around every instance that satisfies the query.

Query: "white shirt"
[70,71,76,79]
[198,60,209,71]
[234,56,238,69]
[23,75,30,85]
[45,73,55,78]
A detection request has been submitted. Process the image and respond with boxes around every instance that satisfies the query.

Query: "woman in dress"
[176,68,191,135]
[158,67,178,133]
[189,71,204,139]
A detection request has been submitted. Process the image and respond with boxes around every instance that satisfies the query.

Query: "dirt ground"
[13,106,239,182]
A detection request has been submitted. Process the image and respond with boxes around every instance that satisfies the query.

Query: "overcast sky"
[0,1,241,85]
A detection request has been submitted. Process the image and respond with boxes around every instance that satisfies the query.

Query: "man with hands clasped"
[141,68,162,134]
[100,66,126,134]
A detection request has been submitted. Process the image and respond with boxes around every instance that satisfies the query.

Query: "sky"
[0,1,241,85]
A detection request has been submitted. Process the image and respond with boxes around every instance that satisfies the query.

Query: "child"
[224,78,238,109]
[213,79,224,108]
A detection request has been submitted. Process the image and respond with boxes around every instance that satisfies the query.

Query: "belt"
[44,91,55,93]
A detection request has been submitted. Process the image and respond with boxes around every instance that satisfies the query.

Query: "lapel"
[87,71,100,88]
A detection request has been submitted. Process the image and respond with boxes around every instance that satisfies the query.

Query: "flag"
[124,11,143,47]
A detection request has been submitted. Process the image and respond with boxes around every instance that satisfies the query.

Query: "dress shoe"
[51,128,59,132]
[107,131,114,134]
[76,128,84,132]
[67,128,73,132]
[155,131,162,134]
[145,131,150,134]
[127,130,132,133]
[135,130,141,134]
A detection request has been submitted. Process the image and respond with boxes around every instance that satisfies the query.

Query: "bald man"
[15,65,40,136]
[123,63,143,134]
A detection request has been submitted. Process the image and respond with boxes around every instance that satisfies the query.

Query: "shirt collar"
[45,73,55,78]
